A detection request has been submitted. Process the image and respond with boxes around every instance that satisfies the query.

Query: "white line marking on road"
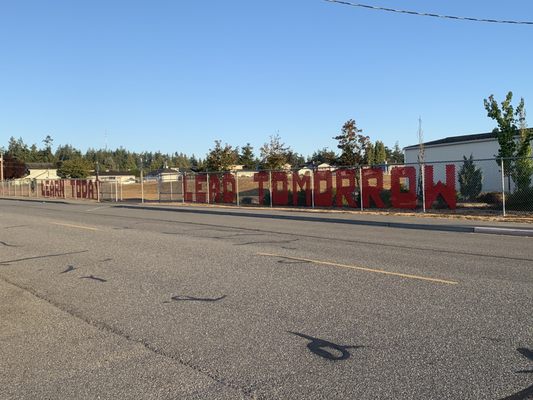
[51,222,100,231]
[85,206,109,212]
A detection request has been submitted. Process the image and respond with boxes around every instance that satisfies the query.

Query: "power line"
[324,0,533,25]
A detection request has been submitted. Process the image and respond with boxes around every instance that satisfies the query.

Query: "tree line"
[1,122,404,178]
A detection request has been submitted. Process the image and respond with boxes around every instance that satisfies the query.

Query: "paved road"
[1,199,532,399]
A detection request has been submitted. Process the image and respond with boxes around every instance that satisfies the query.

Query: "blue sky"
[1,0,532,157]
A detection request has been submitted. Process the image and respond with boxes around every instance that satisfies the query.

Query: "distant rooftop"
[404,132,495,150]
[97,171,136,176]
[26,162,56,169]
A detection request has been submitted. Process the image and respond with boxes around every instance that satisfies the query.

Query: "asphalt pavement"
[1,199,532,399]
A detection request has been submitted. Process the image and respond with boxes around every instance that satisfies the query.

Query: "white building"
[404,131,532,192]
[404,132,502,191]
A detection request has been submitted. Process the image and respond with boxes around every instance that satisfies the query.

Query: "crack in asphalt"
[0,250,89,266]
[0,241,19,247]
[0,275,256,399]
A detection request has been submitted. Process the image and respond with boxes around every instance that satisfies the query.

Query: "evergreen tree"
[309,148,337,164]
[458,154,483,200]
[56,158,92,178]
[333,119,370,166]
[373,141,387,164]
[39,135,56,163]
[7,137,30,161]
[205,140,238,171]
[239,143,257,170]
[55,144,82,161]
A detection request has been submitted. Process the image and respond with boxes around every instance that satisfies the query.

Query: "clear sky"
[1,0,532,158]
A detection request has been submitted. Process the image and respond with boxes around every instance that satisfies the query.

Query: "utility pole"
[0,151,4,181]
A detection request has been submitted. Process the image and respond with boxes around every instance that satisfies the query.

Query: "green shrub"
[477,192,503,206]
[506,187,533,211]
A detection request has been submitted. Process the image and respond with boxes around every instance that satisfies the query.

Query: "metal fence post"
[269,170,273,208]
[170,178,173,202]
[311,170,315,208]
[421,164,426,213]
[182,173,186,203]
[501,161,506,217]
[206,172,210,204]
[140,172,144,204]
[235,171,240,206]
[359,167,363,211]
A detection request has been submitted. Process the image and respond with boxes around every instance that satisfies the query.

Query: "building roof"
[26,162,56,169]
[403,132,495,150]
[146,168,179,177]
[404,128,533,150]
[98,171,136,176]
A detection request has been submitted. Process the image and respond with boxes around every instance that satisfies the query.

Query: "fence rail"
[1,157,532,215]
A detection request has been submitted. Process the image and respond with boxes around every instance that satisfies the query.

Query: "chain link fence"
[1,157,532,216]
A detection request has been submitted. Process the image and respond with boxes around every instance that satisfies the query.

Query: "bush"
[506,187,533,211]
[477,192,503,206]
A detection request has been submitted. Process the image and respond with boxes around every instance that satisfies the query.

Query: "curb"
[0,197,70,205]
[115,204,533,237]
[113,204,474,235]
[473,226,533,237]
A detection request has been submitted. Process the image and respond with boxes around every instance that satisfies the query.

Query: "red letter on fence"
[391,167,417,209]
[195,174,207,203]
[222,173,236,203]
[87,180,94,199]
[81,181,88,199]
[254,172,269,205]
[209,175,221,203]
[292,172,311,206]
[335,169,357,208]
[313,171,333,207]
[424,165,456,209]
[362,168,385,208]
[272,172,289,206]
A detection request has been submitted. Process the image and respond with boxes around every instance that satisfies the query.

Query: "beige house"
[23,163,59,181]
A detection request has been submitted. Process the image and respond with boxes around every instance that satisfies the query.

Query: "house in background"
[145,168,180,182]
[91,171,137,184]
[23,163,59,181]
